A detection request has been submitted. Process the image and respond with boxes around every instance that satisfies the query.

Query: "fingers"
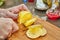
[0,18,19,34]
[0,9,8,17]
[0,18,13,39]
[6,11,18,20]
[20,4,29,11]
[0,17,19,40]
[4,18,19,33]
[7,4,23,13]
[7,6,20,14]
[12,20,19,33]
[7,4,29,14]
[0,9,18,20]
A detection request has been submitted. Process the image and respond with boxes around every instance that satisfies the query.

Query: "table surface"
[8,18,60,40]
[0,0,60,28]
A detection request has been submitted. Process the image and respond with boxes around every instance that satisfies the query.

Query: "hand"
[0,18,19,40]
[0,9,18,20]
[7,4,29,14]
[0,4,29,20]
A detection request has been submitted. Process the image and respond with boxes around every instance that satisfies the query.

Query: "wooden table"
[8,18,60,40]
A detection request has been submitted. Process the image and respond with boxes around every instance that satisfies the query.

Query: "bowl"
[46,12,59,20]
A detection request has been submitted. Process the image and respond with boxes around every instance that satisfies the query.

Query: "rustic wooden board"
[8,18,60,40]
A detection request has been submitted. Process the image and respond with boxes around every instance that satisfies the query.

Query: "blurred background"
[0,0,60,28]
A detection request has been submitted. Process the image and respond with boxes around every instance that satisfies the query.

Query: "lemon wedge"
[17,11,32,24]
[28,24,43,29]
[24,18,37,27]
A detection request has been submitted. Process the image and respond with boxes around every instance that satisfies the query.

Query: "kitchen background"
[0,0,60,28]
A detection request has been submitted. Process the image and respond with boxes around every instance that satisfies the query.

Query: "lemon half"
[26,28,47,38]
[24,18,37,27]
[26,25,47,38]
[18,11,32,24]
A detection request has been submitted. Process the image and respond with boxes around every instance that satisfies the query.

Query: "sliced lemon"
[26,27,41,38]
[28,24,43,29]
[26,24,47,38]
[24,18,37,27]
[26,28,47,38]
[17,11,32,24]
[39,28,47,36]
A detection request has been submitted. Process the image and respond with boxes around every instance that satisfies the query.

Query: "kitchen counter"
[0,0,60,28]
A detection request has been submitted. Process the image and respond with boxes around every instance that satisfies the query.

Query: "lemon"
[17,11,32,24]
[39,28,47,36]
[26,25,47,38]
[26,28,41,38]
[28,24,43,29]
[26,28,47,38]
[24,18,37,27]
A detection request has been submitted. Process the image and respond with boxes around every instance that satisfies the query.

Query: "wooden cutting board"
[8,18,60,40]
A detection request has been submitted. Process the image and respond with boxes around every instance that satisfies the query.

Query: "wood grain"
[8,18,60,40]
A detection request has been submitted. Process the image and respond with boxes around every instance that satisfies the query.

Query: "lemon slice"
[24,18,37,27]
[28,24,43,29]
[40,28,47,36]
[26,27,41,38]
[26,28,47,38]
[26,25,42,38]
[18,11,32,24]
[26,24,47,38]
